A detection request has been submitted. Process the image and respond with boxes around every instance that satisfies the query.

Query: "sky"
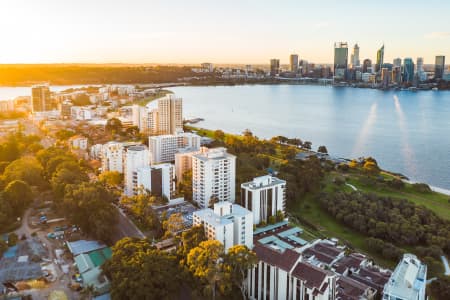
[0,0,449,65]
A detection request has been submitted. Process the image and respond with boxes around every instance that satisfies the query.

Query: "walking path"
[441,255,450,276]
[345,183,358,191]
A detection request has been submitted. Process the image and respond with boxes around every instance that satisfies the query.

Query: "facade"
[403,58,415,83]
[351,43,360,67]
[375,45,384,73]
[334,42,348,80]
[241,175,286,225]
[270,59,280,76]
[136,164,175,199]
[124,145,150,196]
[383,254,426,300]
[174,147,206,182]
[149,132,201,164]
[69,135,88,150]
[435,55,445,79]
[31,84,52,113]
[157,95,183,135]
[362,59,372,73]
[290,54,299,72]
[193,201,253,251]
[101,141,124,173]
[192,147,236,208]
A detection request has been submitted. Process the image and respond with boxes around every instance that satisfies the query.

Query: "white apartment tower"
[136,164,175,200]
[241,175,286,225]
[192,147,236,208]
[149,132,201,164]
[175,147,207,182]
[124,145,150,196]
[157,95,183,135]
[193,201,253,251]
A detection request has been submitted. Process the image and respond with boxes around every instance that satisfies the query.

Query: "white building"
[149,132,201,164]
[248,244,336,300]
[241,175,286,225]
[136,164,175,200]
[157,95,183,135]
[174,147,207,182]
[68,135,88,150]
[101,141,124,173]
[90,144,103,160]
[124,145,150,196]
[383,254,426,300]
[71,106,93,120]
[192,147,236,208]
[193,201,253,251]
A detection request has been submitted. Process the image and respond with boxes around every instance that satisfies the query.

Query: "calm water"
[1,84,449,189]
[170,85,450,190]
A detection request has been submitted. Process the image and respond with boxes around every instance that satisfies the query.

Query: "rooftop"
[291,261,332,291]
[192,147,235,161]
[67,240,107,256]
[241,175,286,189]
[337,275,376,300]
[253,243,300,272]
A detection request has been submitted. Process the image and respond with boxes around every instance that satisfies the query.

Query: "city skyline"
[1,0,449,64]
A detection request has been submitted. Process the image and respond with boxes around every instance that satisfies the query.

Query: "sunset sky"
[1,0,449,65]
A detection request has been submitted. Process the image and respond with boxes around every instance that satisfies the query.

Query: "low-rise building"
[149,132,201,164]
[193,201,253,251]
[136,163,175,200]
[69,135,88,150]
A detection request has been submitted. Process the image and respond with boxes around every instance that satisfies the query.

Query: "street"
[113,206,146,243]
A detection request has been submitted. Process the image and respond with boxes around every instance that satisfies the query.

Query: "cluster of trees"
[104,226,257,300]
[0,111,27,120]
[428,276,450,300]
[320,192,450,254]
[120,193,163,235]
[105,118,141,140]
[0,64,197,85]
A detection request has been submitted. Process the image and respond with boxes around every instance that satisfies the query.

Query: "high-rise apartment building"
[435,55,445,79]
[136,164,175,200]
[149,132,201,164]
[31,84,52,112]
[241,175,286,225]
[334,42,348,80]
[289,54,299,72]
[100,141,124,173]
[375,44,384,73]
[270,59,280,76]
[192,147,236,208]
[383,254,427,300]
[157,95,183,135]
[175,147,207,182]
[403,58,415,83]
[124,145,150,196]
[193,201,253,251]
[351,43,360,67]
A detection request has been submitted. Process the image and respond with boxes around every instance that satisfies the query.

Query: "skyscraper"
[289,54,299,72]
[403,58,415,83]
[362,59,372,73]
[393,58,402,68]
[435,55,445,79]
[157,95,183,135]
[334,42,348,80]
[124,145,150,196]
[351,43,360,67]
[375,44,384,73]
[270,59,280,76]
[31,84,52,113]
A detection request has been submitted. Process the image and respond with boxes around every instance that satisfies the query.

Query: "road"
[441,255,450,276]
[113,206,146,242]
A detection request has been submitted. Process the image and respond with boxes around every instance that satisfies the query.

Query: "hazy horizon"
[1,0,449,65]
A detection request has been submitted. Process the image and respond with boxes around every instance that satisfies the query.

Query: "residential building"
[403,58,415,83]
[71,106,93,120]
[393,58,402,68]
[157,95,183,135]
[201,63,214,73]
[375,45,384,73]
[124,145,150,196]
[383,254,426,300]
[270,59,280,76]
[149,132,201,164]
[334,42,348,80]
[362,59,372,73]
[290,54,299,72]
[193,201,253,251]
[175,147,206,182]
[31,84,53,112]
[435,55,445,79]
[192,147,236,208]
[101,141,124,173]
[68,135,88,150]
[241,175,286,225]
[136,164,175,199]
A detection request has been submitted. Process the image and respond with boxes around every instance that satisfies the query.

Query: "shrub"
[412,183,432,193]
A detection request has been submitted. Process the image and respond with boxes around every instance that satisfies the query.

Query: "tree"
[178,170,192,202]
[225,245,258,299]
[0,239,7,257]
[72,94,91,106]
[103,238,181,300]
[162,213,185,238]
[178,225,206,260]
[275,210,284,222]
[105,118,122,135]
[317,145,328,154]
[3,180,33,217]
[98,171,123,187]
[8,232,18,246]
[3,157,45,187]
[187,240,231,299]
[214,130,225,140]
[63,182,118,242]
[51,166,89,200]
[303,141,312,150]
[363,161,380,176]
[428,276,450,300]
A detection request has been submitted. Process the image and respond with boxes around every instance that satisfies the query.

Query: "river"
[170,85,450,190]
